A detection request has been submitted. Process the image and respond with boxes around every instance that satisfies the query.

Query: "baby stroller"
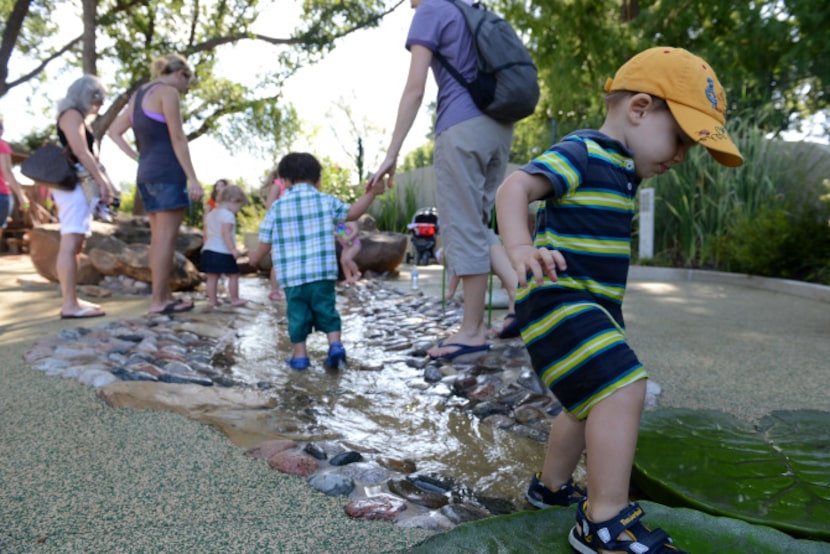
[405,207,439,266]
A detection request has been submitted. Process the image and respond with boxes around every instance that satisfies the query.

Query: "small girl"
[201,184,248,308]
[335,220,361,284]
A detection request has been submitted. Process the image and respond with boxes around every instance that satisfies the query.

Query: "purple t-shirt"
[407,0,483,136]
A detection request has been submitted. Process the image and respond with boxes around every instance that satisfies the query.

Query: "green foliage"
[647,122,782,267]
[400,142,434,171]
[115,185,136,216]
[634,122,830,285]
[320,160,359,204]
[492,0,830,152]
[236,193,267,236]
[368,180,419,233]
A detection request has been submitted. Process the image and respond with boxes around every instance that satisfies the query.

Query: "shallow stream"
[213,276,550,508]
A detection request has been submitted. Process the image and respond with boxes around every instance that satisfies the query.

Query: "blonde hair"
[150,53,191,79]
[219,184,247,206]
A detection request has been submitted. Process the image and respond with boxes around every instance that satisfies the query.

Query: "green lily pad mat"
[407,501,830,553]
[634,409,830,540]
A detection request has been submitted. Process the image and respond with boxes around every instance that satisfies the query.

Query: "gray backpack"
[434,0,539,122]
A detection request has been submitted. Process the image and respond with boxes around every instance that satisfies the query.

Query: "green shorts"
[285,280,341,344]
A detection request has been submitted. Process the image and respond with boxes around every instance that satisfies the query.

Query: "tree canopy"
[0,0,405,162]
[504,0,829,162]
[2,0,827,172]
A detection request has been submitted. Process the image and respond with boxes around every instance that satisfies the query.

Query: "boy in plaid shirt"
[249,152,386,370]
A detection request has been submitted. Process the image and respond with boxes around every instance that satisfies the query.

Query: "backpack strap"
[433,0,479,93]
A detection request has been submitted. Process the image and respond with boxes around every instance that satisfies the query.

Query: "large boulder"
[353,231,408,274]
[28,218,203,290]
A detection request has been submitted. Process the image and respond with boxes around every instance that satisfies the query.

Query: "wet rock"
[471,400,511,419]
[110,367,158,382]
[268,452,319,477]
[303,442,328,460]
[476,496,517,516]
[388,479,448,509]
[482,414,514,429]
[344,495,407,521]
[338,462,389,485]
[513,405,547,424]
[409,473,454,494]
[422,365,443,383]
[158,371,214,386]
[468,382,496,401]
[376,456,417,474]
[330,451,363,466]
[440,503,491,525]
[308,472,355,496]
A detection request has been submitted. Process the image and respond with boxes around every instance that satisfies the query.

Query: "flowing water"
[214,276,550,507]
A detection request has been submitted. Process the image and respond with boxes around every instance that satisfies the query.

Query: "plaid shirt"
[258,183,349,288]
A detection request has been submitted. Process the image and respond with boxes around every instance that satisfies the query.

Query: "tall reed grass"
[642,121,830,284]
[645,121,784,268]
[368,182,419,233]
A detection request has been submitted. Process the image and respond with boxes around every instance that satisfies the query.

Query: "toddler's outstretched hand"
[508,245,567,288]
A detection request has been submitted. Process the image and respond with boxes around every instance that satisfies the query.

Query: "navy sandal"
[569,500,688,554]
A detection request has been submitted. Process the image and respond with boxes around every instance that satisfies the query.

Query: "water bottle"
[411,264,419,290]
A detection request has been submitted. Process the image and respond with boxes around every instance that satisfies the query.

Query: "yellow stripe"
[559,192,634,212]
[535,152,579,191]
[522,301,596,343]
[535,229,630,255]
[584,139,632,170]
[540,329,624,386]
[569,367,648,420]
[516,279,625,309]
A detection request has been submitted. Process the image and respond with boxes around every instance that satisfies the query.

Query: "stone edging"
[629,266,830,304]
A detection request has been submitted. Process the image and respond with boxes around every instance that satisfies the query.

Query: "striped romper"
[515,130,647,421]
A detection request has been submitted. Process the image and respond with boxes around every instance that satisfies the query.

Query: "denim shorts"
[0,193,11,229]
[137,182,190,213]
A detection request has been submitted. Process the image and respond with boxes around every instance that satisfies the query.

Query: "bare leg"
[205,273,219,307]
[584,379,647,523]
[228,275,247,306]
[57,233,102,315]
[327,330,342,346]
[428,272,489,356]
[147,208,186,313]
[292,342,308,359]
[539,410,586,489]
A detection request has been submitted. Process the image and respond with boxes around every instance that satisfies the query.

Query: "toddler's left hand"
[508,245,567,288]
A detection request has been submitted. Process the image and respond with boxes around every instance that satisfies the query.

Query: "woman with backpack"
[367,0,520,360]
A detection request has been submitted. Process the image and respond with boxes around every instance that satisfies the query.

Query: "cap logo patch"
[705,77,718,110]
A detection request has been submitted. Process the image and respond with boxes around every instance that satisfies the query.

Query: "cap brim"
[668,102,744,167]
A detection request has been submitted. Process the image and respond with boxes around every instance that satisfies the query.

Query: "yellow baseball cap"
[605,47,743,167]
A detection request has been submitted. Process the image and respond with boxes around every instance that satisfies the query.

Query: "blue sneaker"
[526,473,586,509]
[324,342,347,369]
[288,357,309,370]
